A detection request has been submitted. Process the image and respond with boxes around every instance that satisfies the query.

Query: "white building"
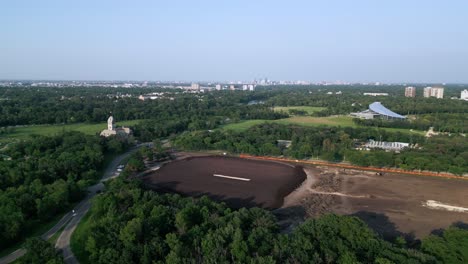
[423,87,432,98]
[363,92,388,96]
[100,116,132,138]
[423,87,444,98]
[461,89,468,100]
[405,86,416,97]
[190,83,200,90]
[215,84,222,90]
[431,87,444,98]
[364,140,410,152]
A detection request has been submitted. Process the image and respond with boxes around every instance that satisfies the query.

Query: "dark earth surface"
[142,156,306,209]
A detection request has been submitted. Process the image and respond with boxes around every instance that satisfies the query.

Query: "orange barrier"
[238,154,467,181]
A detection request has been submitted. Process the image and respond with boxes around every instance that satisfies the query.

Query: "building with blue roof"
[351,102,406,120]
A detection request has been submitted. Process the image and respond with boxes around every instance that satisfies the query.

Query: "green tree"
[20,237,64,264]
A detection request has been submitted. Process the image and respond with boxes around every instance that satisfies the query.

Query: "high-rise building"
[191,83,200,90]
[215,84,222,90]
[405,86,416,97]
[423,87,444,99]
[461,89,468,100]
[423,87,432,98]
[431,87,444,98]
[229,84,235,91]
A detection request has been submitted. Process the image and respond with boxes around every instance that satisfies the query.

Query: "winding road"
[0,143,150,264]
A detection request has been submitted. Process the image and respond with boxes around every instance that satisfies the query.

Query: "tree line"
[174,123,467,175]
[0,87,283,126]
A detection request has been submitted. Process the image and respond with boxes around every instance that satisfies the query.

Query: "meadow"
[222,116,425,135]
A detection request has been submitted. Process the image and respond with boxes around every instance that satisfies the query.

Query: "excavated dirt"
[142,156,306,209]
[287,166,468,239]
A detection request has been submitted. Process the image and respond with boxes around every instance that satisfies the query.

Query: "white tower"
[107,116,115,131]
[461,89,468,100]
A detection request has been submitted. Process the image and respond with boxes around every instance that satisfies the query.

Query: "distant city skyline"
[2,1,468,82]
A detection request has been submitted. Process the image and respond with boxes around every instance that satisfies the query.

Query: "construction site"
[249,155,468,239]
[142,152,468,239]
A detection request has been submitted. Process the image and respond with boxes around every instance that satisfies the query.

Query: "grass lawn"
[222,116,355,131]
[222,116,425,135]
[0,119,145,144]
[276,116,356,127]
[273,106,326,115]
[70,210,92,264]
[222,120,269,132]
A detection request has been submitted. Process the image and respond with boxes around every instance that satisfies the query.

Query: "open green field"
[0,119,145,143]
[222,116,425,135]
[273,106,326,115]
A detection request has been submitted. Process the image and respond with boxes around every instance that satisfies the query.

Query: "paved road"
[56,143,151,263]
[0,144,150,264]
[0,209,74,264]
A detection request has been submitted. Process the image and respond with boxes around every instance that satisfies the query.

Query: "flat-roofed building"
[423,87,431,98]
[191,83,200,90]
[364,140,409,152]
[423,87,444,98]
[405,86,416,97]
[363,92,388,96]
[431,87,444,98]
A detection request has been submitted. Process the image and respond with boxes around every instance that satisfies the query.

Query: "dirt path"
[282,167,318,208]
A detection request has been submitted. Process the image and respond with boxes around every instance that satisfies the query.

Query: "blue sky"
[1,0,467,82]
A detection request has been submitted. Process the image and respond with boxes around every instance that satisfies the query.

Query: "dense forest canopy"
[72,178,467,264]
[0,87,282,126]
[0,132,127,248]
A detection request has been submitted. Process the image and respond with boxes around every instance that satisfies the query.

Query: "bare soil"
[289,166,468,239]
[141,156,306,209]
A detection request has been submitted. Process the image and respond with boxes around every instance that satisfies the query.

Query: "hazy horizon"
[2,1,468,83]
